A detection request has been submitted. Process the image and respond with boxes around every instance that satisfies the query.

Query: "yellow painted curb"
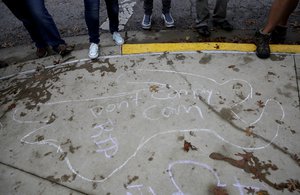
[122,42,300,55]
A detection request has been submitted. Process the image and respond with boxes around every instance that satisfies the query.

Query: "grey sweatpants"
[196,0,229,27]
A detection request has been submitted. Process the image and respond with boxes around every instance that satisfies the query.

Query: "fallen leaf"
[257,100,265,108]
[245,127,254,137]
[214,44,220,49]
[245,187,255,194]
[149,85,159,93]
[183,140,197,152]
[256,190,269,195]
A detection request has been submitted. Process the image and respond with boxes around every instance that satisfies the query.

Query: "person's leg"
[104,0,119,34]
[25,0,66,48]
[144,0,154,15]
[271,0,299,42]
[3,0,47,49]
[162,0,171,14]
[212,0,233,31]
[196,0,209,27]
[84,0,100,44]
[278,0,299,26]
[142,0,153,29]
[262,0,299,33]
[255,0,299,59]
[195,0,210,36]
[84,0,100,59]
[161,0,174,27]
[212,0,228,22]
[105,0,124,45]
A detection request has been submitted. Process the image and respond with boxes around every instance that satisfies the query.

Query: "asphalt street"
[0,0,299,47]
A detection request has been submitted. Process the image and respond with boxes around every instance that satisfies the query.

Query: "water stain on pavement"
[0,58,118,110]
[243,56,254,64]
[199,54,212,64]
[270,55,286,61]
[175,54,186,60]
[46,175,60,183]
[61,174,71,182]
[219,107,235,121]
[209,151,300,192]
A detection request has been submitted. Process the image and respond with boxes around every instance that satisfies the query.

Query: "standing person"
[142,0,175,29]
[196,0,233,37]
[84,0,124,59]
[3,0,73,58]
[255,0,299,59]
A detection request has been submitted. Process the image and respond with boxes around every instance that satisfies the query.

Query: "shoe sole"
[89,53,98,59]
[165,23,175,28]
[142,25,151,30]
[37,51,48,58]
[114,41,124,46]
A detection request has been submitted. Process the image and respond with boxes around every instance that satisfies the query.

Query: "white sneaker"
[112,32,124,46]
[88,43,99,59]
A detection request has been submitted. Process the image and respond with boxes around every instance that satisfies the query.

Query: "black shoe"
[197,26,211,37]
[54,44,74,57]
[271,25,287,43]
[213,20,233,31]
[254,30,271,59]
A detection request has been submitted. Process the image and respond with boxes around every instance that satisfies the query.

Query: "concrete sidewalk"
[0,34,300,195]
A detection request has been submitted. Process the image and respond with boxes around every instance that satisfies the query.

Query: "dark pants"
[3,0,65,49]
[144,0,171,15]
[84,0,119,44]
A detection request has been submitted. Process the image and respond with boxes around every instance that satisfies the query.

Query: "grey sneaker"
[254,30,271,59]
[142,14,152,30]
[161,12,175,28]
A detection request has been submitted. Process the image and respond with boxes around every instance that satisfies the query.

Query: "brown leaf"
[214,44,220,49]
[257,100,265,108]
[256,190,269,195]
[183,140,197,152]
[149,85,159,93]
[7,103,16,111]
[245,187,255,194]
[245,127,254,137]
[212,186,229,195]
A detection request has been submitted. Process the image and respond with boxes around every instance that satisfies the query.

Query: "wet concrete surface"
[0,0,299,48]
[0,50,299,194]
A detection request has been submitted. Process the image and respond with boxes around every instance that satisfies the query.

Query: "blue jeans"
[84,0,119,44]
[3,0,65,49]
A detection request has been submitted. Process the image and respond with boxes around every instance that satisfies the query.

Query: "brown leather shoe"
[36,47,48,58]
[55,44,74,57]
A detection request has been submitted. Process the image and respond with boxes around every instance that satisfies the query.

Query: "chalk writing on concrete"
[168,160,271,195]
[14,69,285,187]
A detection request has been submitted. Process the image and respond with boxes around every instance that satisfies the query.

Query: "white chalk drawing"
[168,160,272,195]
[0,122,3,133]
[168,160,226,195]
[126,185,157,195]
[91,119,118,158]
[11,68,286,187]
